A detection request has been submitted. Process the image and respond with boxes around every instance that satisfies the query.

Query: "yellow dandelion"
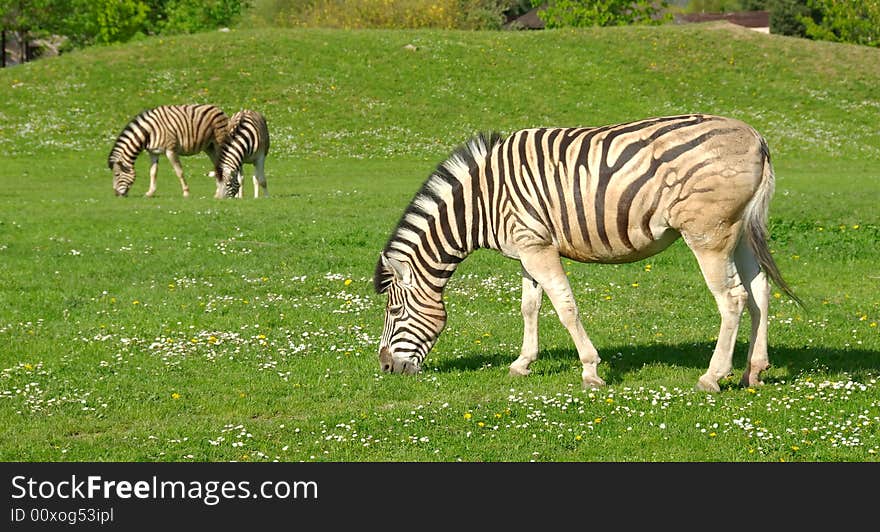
[239,392,246,398]
[791,446,800,451]
[494,413,502,419]
[23,363,33,371]
[575,435,582,441]
[477,422,485,428]
[631,282,639,288]
[344,279,352,286]
[852,224,860,229]
[709,432,717,437]
[594,417,603,423]
[747,388,756,394]
[605,398,613,404]
[171,393,181,400]
[464,412,472,420]
[132,300,140,305]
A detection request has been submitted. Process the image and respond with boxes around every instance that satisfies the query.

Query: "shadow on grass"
[432,342,880,386]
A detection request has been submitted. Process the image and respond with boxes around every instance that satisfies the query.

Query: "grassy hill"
[0,24,878,462]
[2,22,879,164]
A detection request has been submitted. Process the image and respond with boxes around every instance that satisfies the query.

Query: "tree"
[802,0,880,47]
[531,0,671,28]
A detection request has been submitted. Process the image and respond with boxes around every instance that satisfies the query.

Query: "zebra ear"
[381,253,413,287]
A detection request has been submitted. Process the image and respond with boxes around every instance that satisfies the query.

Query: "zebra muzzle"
[379,347,420,375]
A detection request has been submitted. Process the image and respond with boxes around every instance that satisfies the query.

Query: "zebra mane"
[217,118,248,164]
[107,109,152,168]
[373,131,504,294]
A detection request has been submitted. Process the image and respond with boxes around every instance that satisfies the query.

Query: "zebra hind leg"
[166,150,189,198]
[688,241,749,392]
[510,272,543,377]
[518,244,605,388]
[733,239,771,387]
[254,157,268,198]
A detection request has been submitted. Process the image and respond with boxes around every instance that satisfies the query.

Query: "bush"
[531,0,671,28]
[801,0,880,47]
[271,0,511,30]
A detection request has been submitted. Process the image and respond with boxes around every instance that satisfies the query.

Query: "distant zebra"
[374,114,801,392]
[108,104,229,197]
[214,110,270,199]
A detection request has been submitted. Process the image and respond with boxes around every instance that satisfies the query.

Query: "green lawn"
[0,24,878,462]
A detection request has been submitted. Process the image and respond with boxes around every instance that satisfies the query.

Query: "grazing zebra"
[108,104,229,197]
[214,109,270,199]
[374,114,801,392]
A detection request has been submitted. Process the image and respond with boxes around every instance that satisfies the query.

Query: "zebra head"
[109,160,135,197]
[375,252,447,375]
[216,166,242,199]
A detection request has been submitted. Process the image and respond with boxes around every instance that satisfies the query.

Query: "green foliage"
[0,0,249,49]
[802,0,880,47]
[161,0,249,35]
[768,0,813,37]
[93,0,151,43]
[685,0,767,13]
[259,0,510,30]
[531,0,671,28]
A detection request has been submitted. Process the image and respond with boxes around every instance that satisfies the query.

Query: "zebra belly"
[557,226,680,264]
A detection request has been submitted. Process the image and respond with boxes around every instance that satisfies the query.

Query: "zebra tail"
[744,137,804,308]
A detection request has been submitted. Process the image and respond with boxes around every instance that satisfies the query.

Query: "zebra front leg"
[519,244,605,388]
[509,271,543,377]
[690,244,748,392]
[166,150,189,198]
[145,153,160,197]
[734,240,771,387]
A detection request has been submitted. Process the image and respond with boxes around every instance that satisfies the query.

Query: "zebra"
[108,104,229,197]
[374,114,801,392]
[214,109,270,199]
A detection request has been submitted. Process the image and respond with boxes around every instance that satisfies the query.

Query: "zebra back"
[108,104,230,168]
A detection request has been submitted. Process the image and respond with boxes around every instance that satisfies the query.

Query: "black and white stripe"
[215,110,270,199]
[108,104,229,197]
[375,114,799,391]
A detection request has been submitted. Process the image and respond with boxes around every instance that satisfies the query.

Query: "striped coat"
[108,104,229,197]
[375,114,799,392]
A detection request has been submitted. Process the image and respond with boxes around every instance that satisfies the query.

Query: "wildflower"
[575,435,582,441]
[464,412,472,420]
[344,279,352,286]
[594,417,603,423]
[132,300,140,305]
[477,422,485,428]
[171,393,181,400]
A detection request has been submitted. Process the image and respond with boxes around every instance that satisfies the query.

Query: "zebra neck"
[110,131,147,164]
[387,180,496,294]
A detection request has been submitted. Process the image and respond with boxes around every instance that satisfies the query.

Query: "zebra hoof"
[509,365,531,377]
[739,373,765,388]
[582,375,605,389]
[695,376,721,393]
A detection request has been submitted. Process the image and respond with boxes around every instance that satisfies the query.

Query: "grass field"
[0,23,878,462]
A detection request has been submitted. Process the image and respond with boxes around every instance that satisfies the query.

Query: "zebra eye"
[388,304,404,317]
